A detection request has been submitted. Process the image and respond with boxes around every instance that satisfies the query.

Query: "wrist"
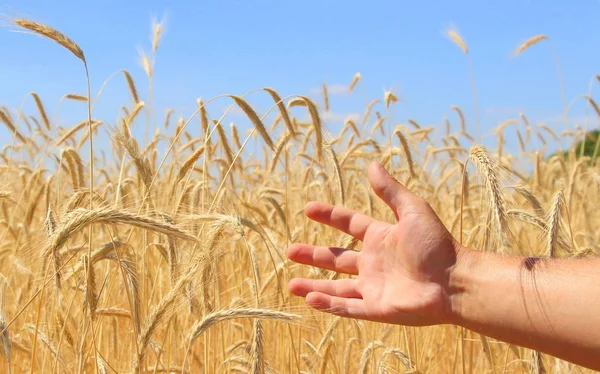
[446,244,479,326]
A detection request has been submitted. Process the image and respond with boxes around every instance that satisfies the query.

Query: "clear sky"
[1,0,599,158]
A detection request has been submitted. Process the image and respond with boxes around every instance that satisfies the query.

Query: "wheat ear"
[447,28,468,54]
[30,93,51,131]
[394,127,416,177]
[51,208,201,255]
[515,35,548,55]
[358,341,385,374]
[263,88,296,137]
[0,110,27,144]
[349,72,361,92]
[121,70,140,103]
[188,308,299,344]
[229,95,275,150]
[546,190,565,257]
[14,19,85,62]
[470,146,509,249]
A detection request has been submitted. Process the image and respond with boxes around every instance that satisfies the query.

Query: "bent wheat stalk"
[51,208,201,254]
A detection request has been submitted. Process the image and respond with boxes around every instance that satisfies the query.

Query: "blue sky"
[1,1,599,160]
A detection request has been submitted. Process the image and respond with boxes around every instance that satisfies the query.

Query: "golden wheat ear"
[349,72,361,92]
[13,19,86,62]
[514,34,548,55]
[447,28,468,54]
[469,146,510,251]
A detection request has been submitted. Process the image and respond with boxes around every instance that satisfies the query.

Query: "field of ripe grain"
[0,18,599,374]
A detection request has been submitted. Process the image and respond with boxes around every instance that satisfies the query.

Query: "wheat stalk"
[51,208,201,255]
[358,340,385,374]
[584,95,600,118]
[188,308,299,344]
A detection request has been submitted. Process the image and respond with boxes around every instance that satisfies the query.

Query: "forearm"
[449,247,600,370]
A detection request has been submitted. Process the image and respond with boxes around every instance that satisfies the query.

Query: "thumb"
[368,161,412,218]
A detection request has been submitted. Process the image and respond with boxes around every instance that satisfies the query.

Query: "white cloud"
[484,106,525,116]
[540,114,600,127]
[321,111,361,122]
[309,83,350,96]
[221,105,247,117]
[218,103,269,117]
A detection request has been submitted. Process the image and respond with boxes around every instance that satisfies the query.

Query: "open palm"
[287,162,461,326]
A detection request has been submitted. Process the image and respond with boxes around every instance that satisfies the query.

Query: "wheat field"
[0,18,598,374]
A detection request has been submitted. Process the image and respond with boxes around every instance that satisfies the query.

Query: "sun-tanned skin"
[287,161,600,371]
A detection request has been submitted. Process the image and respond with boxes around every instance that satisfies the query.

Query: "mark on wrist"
[522,256,541,271]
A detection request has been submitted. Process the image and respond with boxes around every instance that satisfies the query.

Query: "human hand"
[287,162,464,326]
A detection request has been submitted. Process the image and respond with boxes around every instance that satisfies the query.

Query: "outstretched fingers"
[305,292,369,320]
[286,243,359,275]
[305,201,379,241]
[288,278,362,298]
